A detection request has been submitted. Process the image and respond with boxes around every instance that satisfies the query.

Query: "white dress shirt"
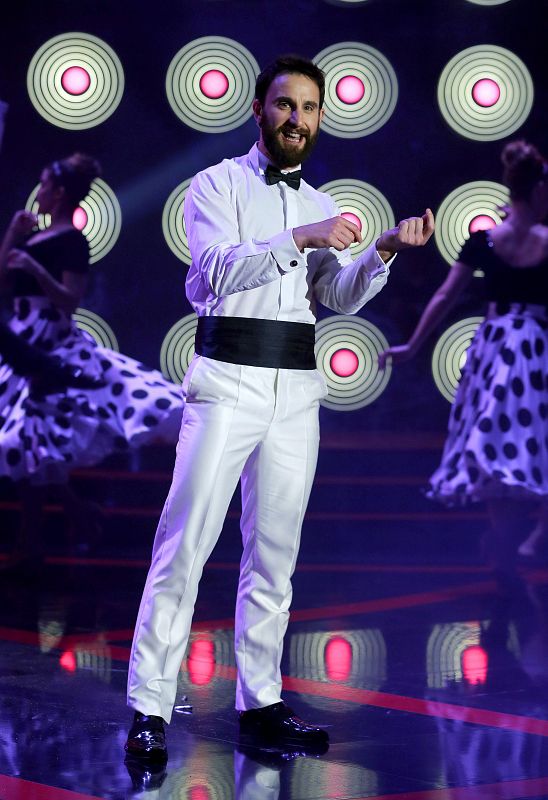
[184,143,390,323]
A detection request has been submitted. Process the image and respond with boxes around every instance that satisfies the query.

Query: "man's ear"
[252,98,262,125]
[319,107,325,124]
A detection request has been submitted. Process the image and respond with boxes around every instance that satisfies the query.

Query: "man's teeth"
[283,131,302,141]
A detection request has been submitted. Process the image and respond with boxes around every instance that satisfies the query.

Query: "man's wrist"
[375,237,395,263]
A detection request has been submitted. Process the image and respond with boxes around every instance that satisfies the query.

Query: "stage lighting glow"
[427,621,483,688]
[341,211,362,231]
[316,316,391,411]
[160,314,198,384]
[319,179,394,256]
[325,636,353,682]
[166,36,259,133]
[435,181,509,267]
[469,214,497,233]
[314,42,398,138]
[432,317,484,403]
[73,308,120,351]
[27,178,121,264]
[188,639,215,686]
[330,348,359,377]
[162,179,192,264]
[60,650,77,672]
[472,78,500,107]
[72,207,88,231]
[61,65,91,95]
[462,645,488,686]
[199,69,229,99]
[27,33,124,129]
[437,45,534,141]
[336,75,366,105]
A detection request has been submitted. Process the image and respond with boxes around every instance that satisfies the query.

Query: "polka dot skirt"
[428,304,547,506]
[0,297,184,482]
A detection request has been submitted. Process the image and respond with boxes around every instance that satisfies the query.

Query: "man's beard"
[260,118,320,168]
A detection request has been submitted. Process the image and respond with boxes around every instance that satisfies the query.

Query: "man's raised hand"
[293,216,362,252]
[376,208,435,258]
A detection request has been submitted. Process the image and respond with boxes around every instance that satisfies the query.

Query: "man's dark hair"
[255,55,325,108]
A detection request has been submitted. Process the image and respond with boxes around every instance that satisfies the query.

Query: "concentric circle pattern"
[26,178,122,264]
[162,179,192,264]
[465,0,512,5]
[435,180,509,267]
[315,316,391,411]
[27,33,124,129]
[432,317,484,403]
[437,45,533,141]
[160,314,198,384]
[324,0,371,6]
[73,308,119,351]
[318,179,395,255]
[314,42,398,138]
[166,36,259,133]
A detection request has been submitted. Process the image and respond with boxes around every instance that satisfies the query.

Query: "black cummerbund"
[195,315,316,369]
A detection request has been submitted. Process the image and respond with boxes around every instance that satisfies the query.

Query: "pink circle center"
[72,207,88,231]
[325,636,353,682]
[469,214,496,233]
[341,211,362,232]
[330,348,359,377]
[472,78,500,108]
[199,69,229,99]
[336,75,365,105]
[61,66,91,96]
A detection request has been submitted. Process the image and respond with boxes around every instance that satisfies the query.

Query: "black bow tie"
[265,164,301,190]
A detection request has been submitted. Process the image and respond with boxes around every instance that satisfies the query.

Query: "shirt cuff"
[270,230,307,273]
[370,249,396,277]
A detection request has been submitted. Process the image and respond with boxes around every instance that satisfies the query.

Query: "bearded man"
[125,54,434,762]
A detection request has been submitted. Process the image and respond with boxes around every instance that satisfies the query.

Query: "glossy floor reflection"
[1,559,547,799]
[0,443,547,799]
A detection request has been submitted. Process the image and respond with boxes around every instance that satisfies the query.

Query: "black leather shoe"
[238,702,329,749]
[125,712,168,762]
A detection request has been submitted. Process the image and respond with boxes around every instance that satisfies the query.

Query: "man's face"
[253,72,324,169]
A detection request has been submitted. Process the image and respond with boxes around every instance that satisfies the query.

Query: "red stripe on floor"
[0,773,101,800]
[360,776,548,799]
[281,676,548,736]
[0,553,496,573]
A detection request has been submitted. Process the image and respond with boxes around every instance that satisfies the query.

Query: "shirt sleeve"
[184,168,305,299]
[308,195,392,314]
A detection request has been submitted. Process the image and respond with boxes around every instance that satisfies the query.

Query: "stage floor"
[0,546,547,799]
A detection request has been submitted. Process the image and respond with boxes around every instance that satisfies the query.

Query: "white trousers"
[127,355,327,723]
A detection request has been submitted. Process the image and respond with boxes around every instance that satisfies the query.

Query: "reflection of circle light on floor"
[72,207,88,230]
[325,636,353,682]
[199,69,229,99]
[472,78,500,107]
[469,214,496,233]
[61,66,91,95]
[330,348,359,377]
[341,211,362,231]
[336,75,365,104]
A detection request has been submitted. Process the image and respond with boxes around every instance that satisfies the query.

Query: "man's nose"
[290,108,304,127]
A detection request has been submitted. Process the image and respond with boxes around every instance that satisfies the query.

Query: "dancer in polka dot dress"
[0,153,183,566]
[380,140,548,570]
